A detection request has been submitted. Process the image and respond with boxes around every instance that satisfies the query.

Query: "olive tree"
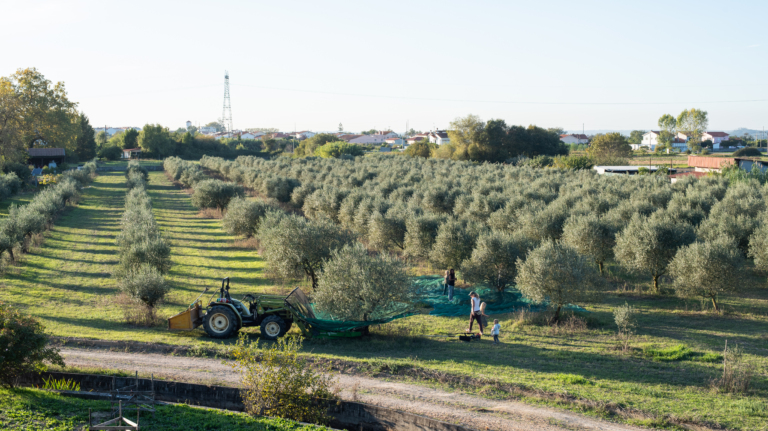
[314,243,412,321]
[614,213,695,293]
[367,210,406,251]
[117,264,170,308]
[669,238,744,311]
[404,214,443,260]
[515,240,602,324]
[192,179,244,211]
[562,214,615,275]
[257,212,355,290]
[697,213,759,256]
[461,230,533,293]
[429,218,476,270]
[222,197,271,238]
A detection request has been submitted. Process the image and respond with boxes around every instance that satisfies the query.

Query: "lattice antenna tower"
[222,71,233,134]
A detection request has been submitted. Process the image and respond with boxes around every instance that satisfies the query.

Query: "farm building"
[27,148,65,168]
[122,148,143,159]
[687,155,734,172]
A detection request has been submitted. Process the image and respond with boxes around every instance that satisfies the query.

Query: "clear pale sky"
[2,0,767,134]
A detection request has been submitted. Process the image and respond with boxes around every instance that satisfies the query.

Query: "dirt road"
[59,347,644,431]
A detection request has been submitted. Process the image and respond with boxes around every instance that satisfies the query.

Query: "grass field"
[2,170,768,429]
[0,388,328,430]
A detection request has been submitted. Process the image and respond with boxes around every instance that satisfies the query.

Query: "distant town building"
[186,120,192,128]
[428,131,450,146]
[122,148,143,159]
[200,126,218,135]
[93,127,141,136]
[559,134,589,145]
[293,131,316,140]
[349,134,388,145]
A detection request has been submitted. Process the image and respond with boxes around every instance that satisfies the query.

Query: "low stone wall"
[21,371,474,431]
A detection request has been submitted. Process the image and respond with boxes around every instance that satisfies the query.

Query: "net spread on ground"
[285,276,580,333]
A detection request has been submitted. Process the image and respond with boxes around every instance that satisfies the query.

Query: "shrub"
[713,341,754,393]
[314,243,412,321]
[117,264,170,308]
[192,179,244,211]
[98,145,122,160]
[314,141,365,158]
[0,173,22,201]
[732,147,762,157]
[222,197,271,238]
[2,162,31,184]
[231,334,336,424]
[613,302,636,350]
[0,302,64,387]
[515,240,602,324]
[125,160,149,181]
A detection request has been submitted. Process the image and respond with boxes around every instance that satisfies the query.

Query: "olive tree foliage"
[257,211,355,290]
[749,222,768,271]
[614,212,695,293]
[117,264,170,308]
[164,156,206,188]
[515,240,602,324]
[191,179,244,211]
[461,230,533,293]
[669,238,744,311]
[429,218,478,270]
[562,214,616,275]
[404,214,444,260]
[222,197,271,238]
[697,181,764,255]
[367,210,407,251]
[314,243,412,321]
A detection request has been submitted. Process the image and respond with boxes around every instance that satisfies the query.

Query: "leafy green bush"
[231,334,336,424]
[222,197,271,238]
[117,264,170,308]
[125,160,149,181]
[313,141,364,158]
[643,344,694,362]
[0,302,64,387]
[98,145,122,160]
[192,179,244,211]
[2,162,31,184]
[461,230,533,292]
[732,147,762,157]
[0,173,22,201]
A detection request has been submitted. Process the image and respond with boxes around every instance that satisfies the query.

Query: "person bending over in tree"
[466,291,484,336]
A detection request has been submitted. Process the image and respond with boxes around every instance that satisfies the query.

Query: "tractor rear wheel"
[203,307,238,339]
[260,315,287,340]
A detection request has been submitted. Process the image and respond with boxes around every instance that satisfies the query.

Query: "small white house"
[559,134,589,145]
[294,131,316,139]
[122,148,142,159]
[200,126,218,135]
[637,131,687,151]
[385,137,404,146]
[428,131,450,146]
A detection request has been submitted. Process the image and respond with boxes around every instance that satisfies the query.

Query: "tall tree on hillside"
[95,131,108,147]
[677,108,708,150]
[138,124,173,157]
[74,113,97,160]
[586,132,632,163]
[0,68,79,162]
[657,114,677,151]
[122,128,139,149]
[547,127,566,136]
[628,130,646,147]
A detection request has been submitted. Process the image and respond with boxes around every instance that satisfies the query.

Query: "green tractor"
[168,277,296,340]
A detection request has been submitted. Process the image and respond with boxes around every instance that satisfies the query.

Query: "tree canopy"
[0,68,79,163]
[587,133,632,163]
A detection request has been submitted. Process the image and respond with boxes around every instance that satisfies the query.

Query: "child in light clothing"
[491,319,500,344]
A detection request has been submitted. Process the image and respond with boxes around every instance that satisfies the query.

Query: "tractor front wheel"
[203,307,238,339]
[260,315,287,340]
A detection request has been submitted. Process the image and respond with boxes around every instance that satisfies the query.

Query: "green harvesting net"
[284,288,413,333]
[285,275,577,333]
[411,275,551,317]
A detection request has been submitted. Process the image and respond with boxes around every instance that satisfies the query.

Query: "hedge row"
[164,156,244,211]
[115,161,171,308]
[0,159,98,263]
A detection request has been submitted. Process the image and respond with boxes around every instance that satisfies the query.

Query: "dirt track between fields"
[60,346,646,431]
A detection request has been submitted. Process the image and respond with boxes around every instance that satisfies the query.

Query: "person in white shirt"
[466,291,484,335]
[491,319,500,344]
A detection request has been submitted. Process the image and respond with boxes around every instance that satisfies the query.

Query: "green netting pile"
[411,275,550,317]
